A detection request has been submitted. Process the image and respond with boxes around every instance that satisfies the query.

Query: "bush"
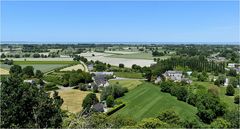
[137,118,169,128]
[106,95,114,107]
[106,103,125,116]
[226,85,235,96]
[44,83,59,91]
[234,95,240,104]
[119,63,124,68]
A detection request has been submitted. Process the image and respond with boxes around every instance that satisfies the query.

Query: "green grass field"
[109,52,170,60]
[109,80,142,90]
[13,61,77,65]
[114,72,144,79]
[114,82,197,121]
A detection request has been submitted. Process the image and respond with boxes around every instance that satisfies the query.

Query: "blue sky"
[1,1,239,43]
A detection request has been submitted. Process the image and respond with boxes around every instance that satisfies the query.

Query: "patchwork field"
[109,80,142,90]
[0,61,77,73]
[0,68,9,75]
[57,89,100,113]
[6,57,73,61]
[114,82,197,121]
[104,51,139,55]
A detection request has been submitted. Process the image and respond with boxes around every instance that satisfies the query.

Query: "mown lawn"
[109,80,142,90]
[114,82,197,121]
[114,72,144,79]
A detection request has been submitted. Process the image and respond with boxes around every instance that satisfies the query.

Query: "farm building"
[163,70,192,83]
[91,72,114,87]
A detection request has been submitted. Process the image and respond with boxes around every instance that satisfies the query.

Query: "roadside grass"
[109,52,170,60]
[56,89,100,113]
[114,82,197,121]
[114,72,144,79]
[109,80,142,90]
[192,81,239,110]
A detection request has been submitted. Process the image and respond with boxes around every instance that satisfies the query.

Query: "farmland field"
[57,89,100,113]
[114,72,144,79]
[60,64,85,72]
[6,57,74,61]
[114,82,197,121]
[14,61,76,65]
[109,52,170,60]
[0,68,9,75]
[109,79,142,90]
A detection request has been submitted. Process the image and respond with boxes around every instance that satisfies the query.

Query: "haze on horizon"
[1,1,239,43]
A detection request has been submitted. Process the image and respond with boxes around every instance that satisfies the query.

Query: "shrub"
[106,95,114,107]
[137,118,169,128]
[226,85,235,96]
[106,103,125,116]
[234,95,240,104]
[44,83,59,91]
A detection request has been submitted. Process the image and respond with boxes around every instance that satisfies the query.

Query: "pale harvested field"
[60,64,85,72]
[104,51,139,55]
[79,52,112,57]
[84,56,155,68]
[58,89,100,113]
[0,68,9,75]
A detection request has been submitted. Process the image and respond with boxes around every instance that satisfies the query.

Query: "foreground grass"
[109,80,142,90]
[115,82,197,121]
[56,89,100,113]
[114,72,144,79]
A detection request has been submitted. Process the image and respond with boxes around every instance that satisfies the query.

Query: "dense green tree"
[160,81,175,93]
[156,110,181,126]
[137,118,169,128]
[1,53,6,58]
[223,109,240,128]
[234,95,240,104]
[210,118,230,128]
[0,75,63,128]
[95,63,107,71]
[227,69,237,77]
[82,93,99,113]
[100,84,128,101]
[225,85,235,96]
[106,95,114,107]
[230,77,238,88]
[33,53,40,58]
[9,65,22,75]
[119,63,124,68]
[22,66,34,77]
[35,70,43,78]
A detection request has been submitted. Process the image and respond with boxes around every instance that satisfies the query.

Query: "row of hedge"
[106,103,125,116]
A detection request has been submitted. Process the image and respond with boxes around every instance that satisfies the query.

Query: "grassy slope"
[109,80,142,90]
[114,72,144,79]
[115,82,197,121]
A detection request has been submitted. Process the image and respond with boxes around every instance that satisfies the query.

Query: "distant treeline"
[152,56,225,75]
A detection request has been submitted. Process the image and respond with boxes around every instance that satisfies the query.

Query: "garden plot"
[0,68,9,75]
[60,64,85,72]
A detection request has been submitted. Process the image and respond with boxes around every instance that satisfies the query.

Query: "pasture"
[57,89,100,113]
[109,79,142,90]
[114,82,197,121]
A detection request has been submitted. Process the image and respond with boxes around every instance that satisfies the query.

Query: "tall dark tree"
[22,66,34,77]
[9,65,22,75]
